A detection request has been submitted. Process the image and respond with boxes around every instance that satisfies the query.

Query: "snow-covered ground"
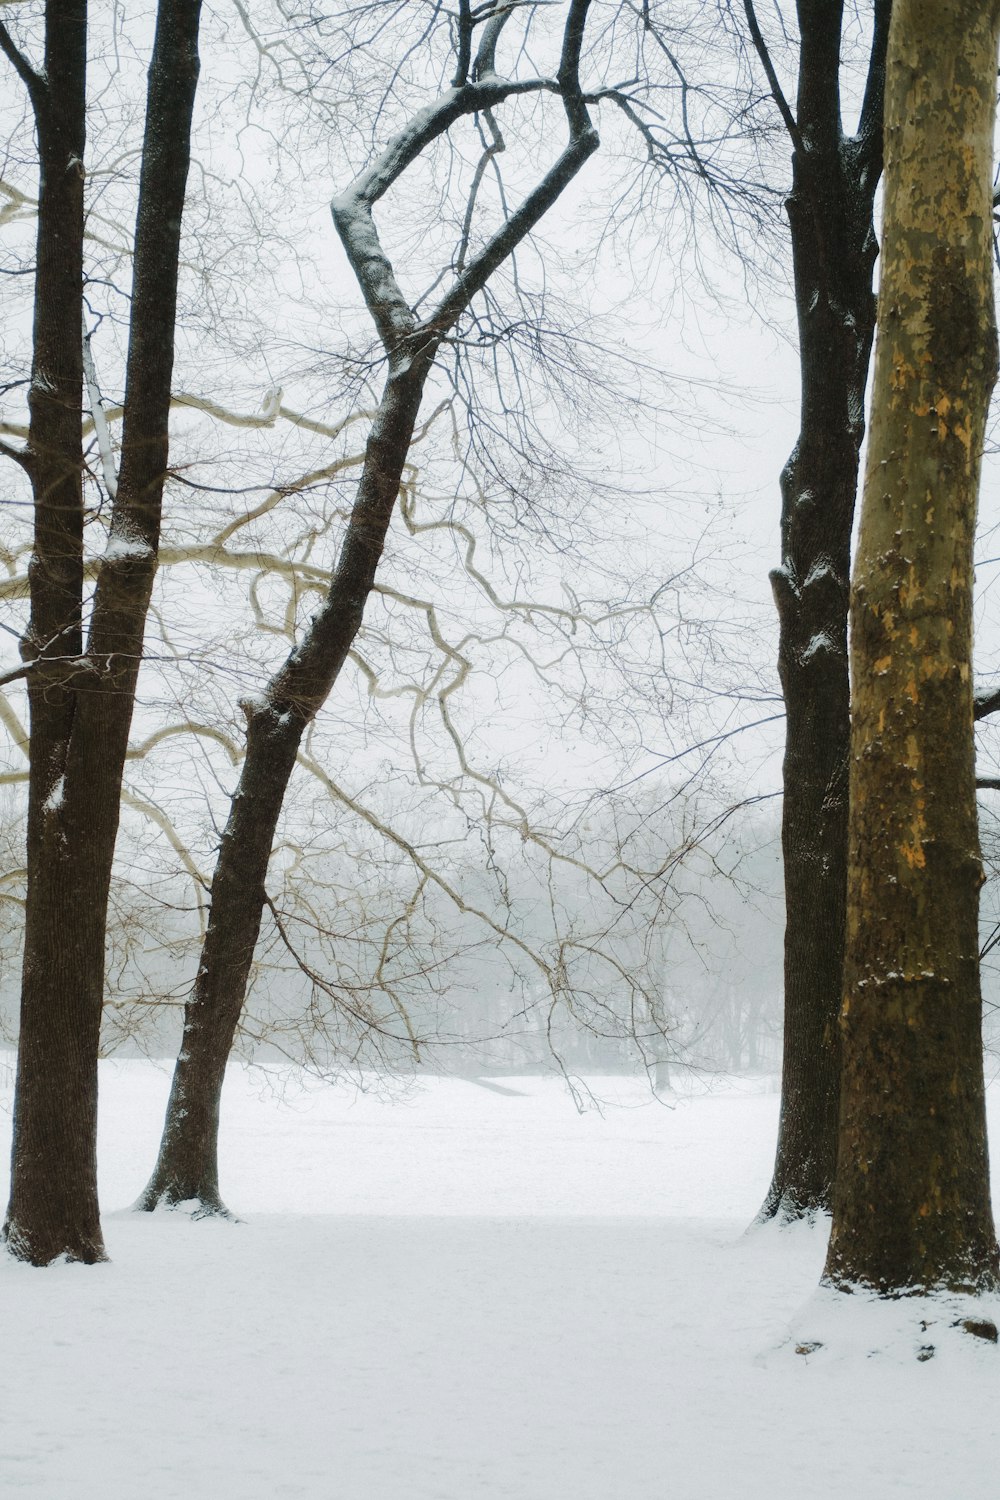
[0,1058,998,1498]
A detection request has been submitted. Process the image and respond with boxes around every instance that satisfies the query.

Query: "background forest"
[0,1,803,1085]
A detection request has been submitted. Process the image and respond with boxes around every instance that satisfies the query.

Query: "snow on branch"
[82,319,118,499]
[331,1,596,359]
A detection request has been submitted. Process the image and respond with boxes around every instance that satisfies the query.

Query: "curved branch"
[331,72,562,354]
[0,20,45,110]
[120,786,210,899]
[0,437,29,469]
[126,722,242,766]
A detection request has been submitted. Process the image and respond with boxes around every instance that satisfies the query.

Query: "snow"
[103,533,153,563]
[42,775,64,814]
[801,630,836,664]
[82,320,118,499]
[257,385,283,423]
[0,1059,999,1498]
[803,556,837,589]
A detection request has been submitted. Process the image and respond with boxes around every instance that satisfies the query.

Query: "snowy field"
[0,1058,998,1499]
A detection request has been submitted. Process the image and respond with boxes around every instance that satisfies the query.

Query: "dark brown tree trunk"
[2,0,203,1264]
[754,0,891,1222]
[0,2,95,1264]
[136,360,437,1211]
[824,0,1000,1295]
[139,2,601,1216]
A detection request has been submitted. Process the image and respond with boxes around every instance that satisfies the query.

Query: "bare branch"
[263,891,421,1051]
[0,692,27,759]
[119,786,210,904]
[0,19,45,108]
[0,437,29,469]
[82,318,118,499]
[331,71,564,354]
[126,722,242,766]
[856,0,892,170]
[975,684,1000,721]
[741,0,801,151]
[452,0,473,86]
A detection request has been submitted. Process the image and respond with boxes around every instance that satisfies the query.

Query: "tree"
[824,0,1000,1295]
[137,0,604,1215]
[0,0,203,1263]
[2,1,751,1204]
[740,0,892,1222]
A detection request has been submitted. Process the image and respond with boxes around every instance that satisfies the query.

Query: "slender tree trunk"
[139,3,601,1216]
[136,359,437,1211]
[824,0,1000,1294]
[757,0,890,1222]
[3,0,202,1264]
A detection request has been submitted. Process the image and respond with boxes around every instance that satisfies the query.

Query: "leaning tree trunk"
[135,359,438,1212]
[138,2,601,1216]
[756,0,890,1223]
[824,0,1000,1294]
[2,0,202,1264]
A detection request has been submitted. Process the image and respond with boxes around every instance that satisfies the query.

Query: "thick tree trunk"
[3,2,96,1265]
[4,0,202,1264]
[758,0,889,1222]
[824,0,1000,1294]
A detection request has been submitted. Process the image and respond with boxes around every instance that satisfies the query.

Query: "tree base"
[754,1185,831,1228]
[2,1218,108,1266]
[771,1282,1000,1366]
[133,1179,239,1222]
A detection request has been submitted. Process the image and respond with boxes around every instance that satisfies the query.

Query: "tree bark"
[3,0,203,1264]
[2,1,94,1265]
[757,0,890,1222]
[138,2,601,1216]
[824,0,1000,1294]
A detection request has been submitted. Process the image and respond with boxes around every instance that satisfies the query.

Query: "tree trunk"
[3,1,98,1266]
[136,360,436,1212]
[824,0,1000,1294]
[3,0,202,1264]
[757,0,890,1222]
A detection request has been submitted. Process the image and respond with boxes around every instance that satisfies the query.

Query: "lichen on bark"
[824,0,1000,1296]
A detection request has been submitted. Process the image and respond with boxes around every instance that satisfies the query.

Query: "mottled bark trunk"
[824,0,1000,1294]
[4,0,202,1265]
[758,0,889,1222]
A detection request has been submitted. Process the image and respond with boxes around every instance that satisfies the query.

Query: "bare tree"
[136,0,609,1215]
[0,297,716,1111]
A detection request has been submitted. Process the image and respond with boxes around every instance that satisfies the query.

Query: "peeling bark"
[825,0,1000,1294]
